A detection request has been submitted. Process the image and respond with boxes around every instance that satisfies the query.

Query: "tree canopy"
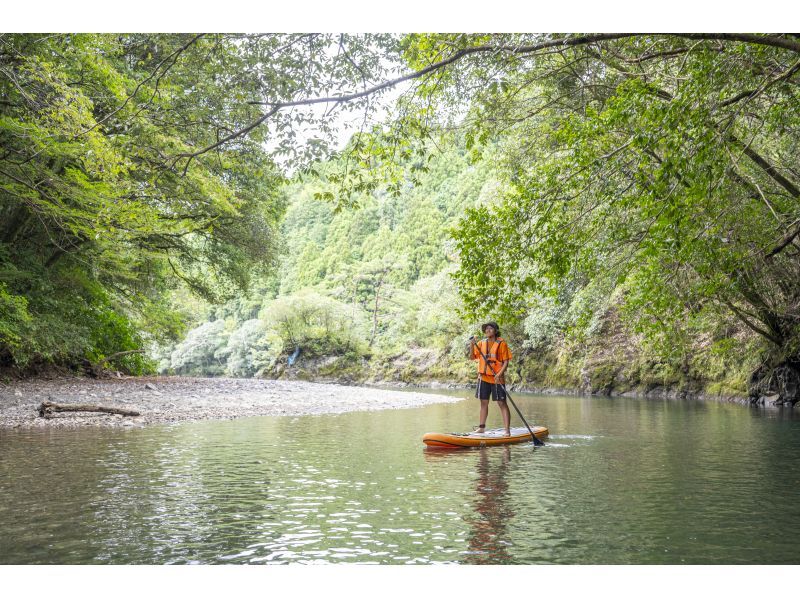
[3,33,799,399]
[0,34,291,368]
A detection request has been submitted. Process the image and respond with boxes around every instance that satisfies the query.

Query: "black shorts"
[475,379,507,401]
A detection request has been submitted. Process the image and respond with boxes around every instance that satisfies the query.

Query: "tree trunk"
[37,401,141,418]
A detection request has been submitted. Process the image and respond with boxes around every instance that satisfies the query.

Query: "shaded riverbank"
[0,376,462,429]
[369,379,751,406]
[256,348,756,406]
[264,350,753,406]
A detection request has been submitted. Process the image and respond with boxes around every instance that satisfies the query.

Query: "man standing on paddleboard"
[465,322,513,436]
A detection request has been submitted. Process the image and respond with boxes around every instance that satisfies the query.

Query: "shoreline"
[363,379,752,406]
[0,376,464,429]
[0,373,763,430]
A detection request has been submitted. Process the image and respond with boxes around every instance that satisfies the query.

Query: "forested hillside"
[160,136,760,400]
[155,142,500,381]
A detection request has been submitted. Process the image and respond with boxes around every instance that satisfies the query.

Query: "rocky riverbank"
[261,349,755,405]
[0,370,761,432]
[361,379,751,405]
[0,376,464,429]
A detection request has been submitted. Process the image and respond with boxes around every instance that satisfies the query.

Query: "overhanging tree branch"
[171,34,643,168]
[766,220,800,259]
[674,33,800,55]
[719,57,800,107]
[166,32,800,176]
[87,33,206,136]
[726,133,800,198]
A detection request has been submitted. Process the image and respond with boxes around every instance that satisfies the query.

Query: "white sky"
[279,56,413,153]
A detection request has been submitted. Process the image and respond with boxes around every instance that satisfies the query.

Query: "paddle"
[499,383,545,446]
[471,336,545,447]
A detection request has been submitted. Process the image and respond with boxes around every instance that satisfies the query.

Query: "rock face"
[748,361,800,406]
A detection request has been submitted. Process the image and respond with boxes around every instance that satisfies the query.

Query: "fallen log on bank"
[37,401,141,418]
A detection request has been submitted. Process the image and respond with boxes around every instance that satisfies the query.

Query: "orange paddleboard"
[423,426,548,448]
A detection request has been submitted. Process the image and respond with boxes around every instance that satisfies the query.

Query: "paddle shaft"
[502,384,545,446]
[471,337,544,446]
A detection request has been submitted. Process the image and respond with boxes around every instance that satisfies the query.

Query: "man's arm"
[496,341,511,379]
[497,360,509,379]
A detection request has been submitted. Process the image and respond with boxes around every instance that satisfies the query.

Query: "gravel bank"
[0,376,464,429]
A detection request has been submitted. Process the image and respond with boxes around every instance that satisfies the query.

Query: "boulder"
[748,361,800,406]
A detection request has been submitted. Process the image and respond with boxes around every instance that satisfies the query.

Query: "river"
[1,390,799,564]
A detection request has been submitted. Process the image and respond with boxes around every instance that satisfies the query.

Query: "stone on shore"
[0,376,463,429]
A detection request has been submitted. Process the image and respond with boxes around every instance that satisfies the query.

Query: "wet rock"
[749,361,800,406]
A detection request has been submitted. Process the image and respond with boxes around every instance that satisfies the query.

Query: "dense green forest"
[2,34,799,403]
[153,141,496,381]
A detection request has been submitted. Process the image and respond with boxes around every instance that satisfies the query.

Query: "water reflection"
[464,447,512,564]
[3,394,800,564]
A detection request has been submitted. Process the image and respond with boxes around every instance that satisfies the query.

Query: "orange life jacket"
[471,337,512,383]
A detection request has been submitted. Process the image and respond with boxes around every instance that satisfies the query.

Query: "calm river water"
[2,390,799,564]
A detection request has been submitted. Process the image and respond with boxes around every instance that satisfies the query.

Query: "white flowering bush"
[224,319,270,377]
[168,320,228,375]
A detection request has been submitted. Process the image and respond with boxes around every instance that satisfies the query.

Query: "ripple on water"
[2,395,800,564]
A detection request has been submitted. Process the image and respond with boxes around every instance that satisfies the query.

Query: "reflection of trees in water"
[464,446,513,564]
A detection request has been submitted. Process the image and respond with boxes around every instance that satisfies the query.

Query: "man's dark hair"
[481,321,501,336]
